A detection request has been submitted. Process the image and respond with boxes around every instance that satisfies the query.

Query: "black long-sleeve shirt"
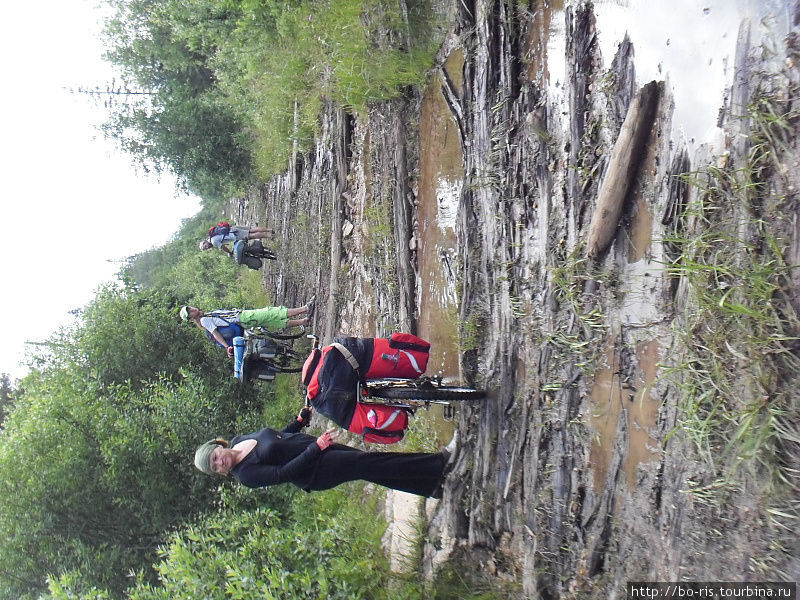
[228,417,445,497]
[230,419,321,489]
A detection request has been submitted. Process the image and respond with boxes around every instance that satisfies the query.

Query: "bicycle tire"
[246,249,277,260]
[271,354,304,373]
[261,326,306,340]
[370,386,485,402]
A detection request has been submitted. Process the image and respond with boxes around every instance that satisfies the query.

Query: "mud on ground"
[226,1,800,596]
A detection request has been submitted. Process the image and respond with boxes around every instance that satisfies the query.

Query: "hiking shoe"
[444,430,459,457]
[305,295,316,318]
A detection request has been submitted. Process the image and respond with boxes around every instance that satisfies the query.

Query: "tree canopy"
[0,231,267,599]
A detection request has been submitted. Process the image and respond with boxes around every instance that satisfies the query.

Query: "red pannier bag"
[364,333,431,379]
[348,403,409,444]
[301,334,430,444]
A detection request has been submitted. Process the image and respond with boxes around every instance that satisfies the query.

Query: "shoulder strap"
[209,309,241,324]
[207,311,230,326]
[330,342,360,374]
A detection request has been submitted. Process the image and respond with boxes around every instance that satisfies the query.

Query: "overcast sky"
[0,0,201,379]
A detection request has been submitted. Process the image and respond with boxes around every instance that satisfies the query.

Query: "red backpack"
[365,333,431,379]
[348,403,409,444]
[208,222,231,238]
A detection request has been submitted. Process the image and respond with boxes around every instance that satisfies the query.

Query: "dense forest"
[99,0,438,200]
[0,2,452,599]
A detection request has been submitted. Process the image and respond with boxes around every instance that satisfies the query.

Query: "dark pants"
[307,445,446,497]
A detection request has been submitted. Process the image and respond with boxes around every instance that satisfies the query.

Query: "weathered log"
[323,109,349,342]
[586,80,662,258]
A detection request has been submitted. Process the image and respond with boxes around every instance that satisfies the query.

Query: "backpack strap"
[330,342,360,374]
[331,342,368,390]
[209,309,241,324]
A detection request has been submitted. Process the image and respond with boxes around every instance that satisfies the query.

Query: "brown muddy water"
[532,0,793,496]
[414,48,467,441]
[425,0,799,590]
[588,339,662,493]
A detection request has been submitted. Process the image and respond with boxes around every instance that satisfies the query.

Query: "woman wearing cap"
[194,408,451,498]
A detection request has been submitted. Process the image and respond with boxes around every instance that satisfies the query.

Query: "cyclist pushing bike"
[180,298,314,356]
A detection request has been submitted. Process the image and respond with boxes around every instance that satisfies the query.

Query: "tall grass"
[663,91,799,574]
[213,0,441,177]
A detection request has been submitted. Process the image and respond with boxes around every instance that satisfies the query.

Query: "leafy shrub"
[126,487,389,600]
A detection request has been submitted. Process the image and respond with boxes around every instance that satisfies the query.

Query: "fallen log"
[586,80,662,258]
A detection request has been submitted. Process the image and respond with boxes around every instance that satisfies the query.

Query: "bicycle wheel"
[260,325,306,340]
[370,386,485,402]
[270,352,303,373]
[247,249,277,260]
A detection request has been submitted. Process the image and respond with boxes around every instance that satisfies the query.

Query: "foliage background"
[0,2,444,598]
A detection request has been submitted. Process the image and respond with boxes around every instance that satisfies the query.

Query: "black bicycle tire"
[246,249,277,259]
[271,354,304,372]
[261,326,306,340]
[370,386,485,402]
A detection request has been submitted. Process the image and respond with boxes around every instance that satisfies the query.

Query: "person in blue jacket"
[193,408,451,498]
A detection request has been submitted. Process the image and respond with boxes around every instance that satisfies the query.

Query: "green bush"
[125,487,389,600]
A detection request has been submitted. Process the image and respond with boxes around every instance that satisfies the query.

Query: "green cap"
[179,306,190,321]
[194,440,220,475]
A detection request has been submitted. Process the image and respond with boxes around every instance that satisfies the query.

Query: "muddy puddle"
[597,0,795,146]
[589,338,662,492]
[627,198,653,262]
[529,0,792,149]
[524,0,566,90]
[414,48,467,442]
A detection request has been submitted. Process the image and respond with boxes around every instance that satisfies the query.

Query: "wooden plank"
[586,80,662,258]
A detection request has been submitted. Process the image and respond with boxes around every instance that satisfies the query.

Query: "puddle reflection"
[589,339,662,492]
[415,49,467,441]
[525,0,790,148]
[594,0,790,147]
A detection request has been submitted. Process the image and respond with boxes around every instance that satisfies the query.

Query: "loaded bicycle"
[302,333,485,443]
[233,239,276,270]
[233,327,307,381]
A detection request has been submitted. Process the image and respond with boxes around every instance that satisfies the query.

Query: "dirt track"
[229,0,800,595]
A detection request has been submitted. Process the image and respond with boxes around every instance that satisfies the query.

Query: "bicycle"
[305,334,486,420]
[233,239,277,270]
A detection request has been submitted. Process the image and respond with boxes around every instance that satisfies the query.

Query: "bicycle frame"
[356,377,459,421]
[246,324,306,340]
